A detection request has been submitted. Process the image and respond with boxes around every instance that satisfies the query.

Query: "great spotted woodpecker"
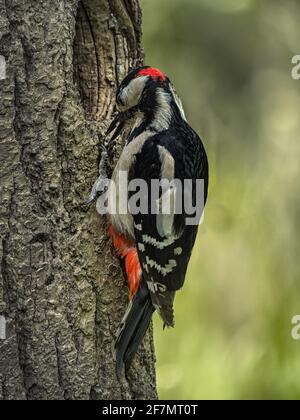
[88,66,209,377]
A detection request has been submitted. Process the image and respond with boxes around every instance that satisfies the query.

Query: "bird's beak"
[106,106,138,142]
[106,110,127,141]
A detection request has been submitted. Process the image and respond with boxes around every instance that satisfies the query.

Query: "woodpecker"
[88,66,209,378]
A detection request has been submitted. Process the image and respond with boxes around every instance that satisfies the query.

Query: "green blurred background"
[141,0,300,400]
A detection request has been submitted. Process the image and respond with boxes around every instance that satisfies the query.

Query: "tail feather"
[123,298,155,369]
[114,283,155,379]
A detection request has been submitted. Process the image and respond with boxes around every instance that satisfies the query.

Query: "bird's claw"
[86,142,110,205]
[85,175,109,205]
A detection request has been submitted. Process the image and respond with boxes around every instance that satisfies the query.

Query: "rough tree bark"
[0,0,157,400]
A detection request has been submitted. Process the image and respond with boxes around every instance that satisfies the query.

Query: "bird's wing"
[129,126,208,326]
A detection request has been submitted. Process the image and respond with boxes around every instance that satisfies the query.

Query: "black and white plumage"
[131,130,208,319]
[89,66,209,377]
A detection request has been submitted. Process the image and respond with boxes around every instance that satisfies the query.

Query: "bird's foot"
[85,143,110,204]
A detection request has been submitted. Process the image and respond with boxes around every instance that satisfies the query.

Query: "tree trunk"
[0,0,157,400]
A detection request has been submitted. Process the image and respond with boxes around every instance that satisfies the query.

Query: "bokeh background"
[141,0,300,400]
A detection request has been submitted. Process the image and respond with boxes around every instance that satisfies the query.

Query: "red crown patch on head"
[138,67,166,81]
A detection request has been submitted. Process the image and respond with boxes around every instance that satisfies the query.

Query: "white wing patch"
[142,234,175,250]
[145,256,177,277]
[147,281,167,294]
[156,145,177,238]
[138,242,145,252]
[174,247,183,256]
[158,145,175,182]
[143,263,150,274]
[152,88,173,131]
[156,186,177,238]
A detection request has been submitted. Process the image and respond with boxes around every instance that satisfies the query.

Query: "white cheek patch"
[119,76,148,110]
